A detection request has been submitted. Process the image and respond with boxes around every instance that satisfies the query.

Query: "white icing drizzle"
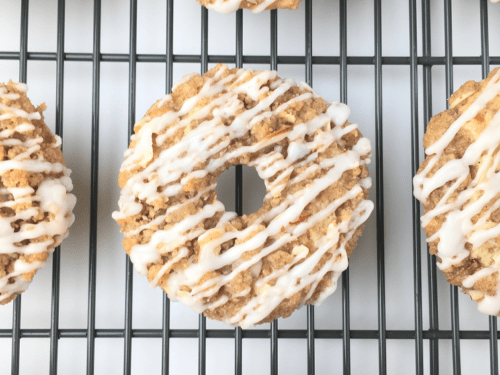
[0,82,76,304]
[113,64,373,328]
[204,0,279,14]
[413,69,500,316]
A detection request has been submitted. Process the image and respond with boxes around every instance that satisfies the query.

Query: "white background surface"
[0,0,500,374]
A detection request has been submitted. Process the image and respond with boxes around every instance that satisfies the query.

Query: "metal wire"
[49,0,66,373]
[1,327,500,339]
[373,0,387,373]
[233,8,244,375]
[124,2,138,374]
[2,1,500,374]
[162,1,174,374]
[2,51,500,65]
[339,0,351,372]
[86,0,101,373]
[269,10,279,375]
[409,0,424,373]
[421,0,439,373]
[11,1,28,374]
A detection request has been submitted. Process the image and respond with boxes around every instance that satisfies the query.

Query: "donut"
[113,63,373,328]
[194,0,302,14]
[0,81,76,305]
[414,68,500,316]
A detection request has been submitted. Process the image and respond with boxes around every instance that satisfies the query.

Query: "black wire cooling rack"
[1,0,500,374]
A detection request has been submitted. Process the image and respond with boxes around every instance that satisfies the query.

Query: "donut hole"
[215,165,266,216]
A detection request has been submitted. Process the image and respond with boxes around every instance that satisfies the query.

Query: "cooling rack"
[0,0,499,374]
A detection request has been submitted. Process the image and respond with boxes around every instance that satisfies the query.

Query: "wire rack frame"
[0,0,499,374]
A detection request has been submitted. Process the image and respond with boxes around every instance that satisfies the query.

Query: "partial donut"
[414,68,500,316]
[113,63,373,328]
[194,0,302,14]
[0,81,76,305]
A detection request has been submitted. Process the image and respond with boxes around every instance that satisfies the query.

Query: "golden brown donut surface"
[113,63,373,328]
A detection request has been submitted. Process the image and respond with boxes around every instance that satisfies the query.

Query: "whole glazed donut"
[113,63,373,328]
[0,81,76,305]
